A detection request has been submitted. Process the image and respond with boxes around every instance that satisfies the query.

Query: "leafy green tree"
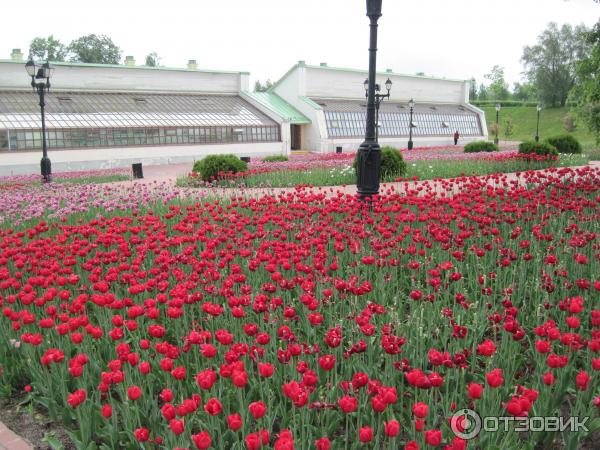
[469,78,477,101]
[145,52,161,67]
[68,34,122,64]
[512,82,537,102]
[522,22,591,107]
[484,65,510,100]
[504,117,515,139]
[254,79,273,92]
[478,83,489,101]
[570,21,600,143]
[29,35,67,61]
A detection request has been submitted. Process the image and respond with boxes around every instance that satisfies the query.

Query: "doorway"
[291,124,302,150]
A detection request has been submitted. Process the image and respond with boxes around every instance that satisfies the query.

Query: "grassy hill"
[479,106,597,149]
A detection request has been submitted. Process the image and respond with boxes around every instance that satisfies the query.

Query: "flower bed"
[0,166,599,449]
[179,150,584,189]
[0,168,131,185]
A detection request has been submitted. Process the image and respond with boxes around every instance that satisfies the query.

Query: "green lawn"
[480,106,598,149]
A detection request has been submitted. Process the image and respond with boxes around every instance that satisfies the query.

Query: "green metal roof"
[247,92,311,124]
[0,59,250,75]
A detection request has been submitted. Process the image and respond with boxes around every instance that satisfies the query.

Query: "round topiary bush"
[192,154,248,181]
[263,155,289,162]
[545,135,582,154]
[518,141,558,156]
[464,141,499,153]
[352,146,406,180]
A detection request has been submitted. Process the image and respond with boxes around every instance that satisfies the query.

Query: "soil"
[0,396,75,450]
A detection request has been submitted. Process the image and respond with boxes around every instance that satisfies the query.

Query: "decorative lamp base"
[41,157,52,183]
[356,140,381,200]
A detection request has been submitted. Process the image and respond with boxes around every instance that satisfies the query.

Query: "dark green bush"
[352,146,406,180]
[518,141,558,156]
[464,141,499,153]
[545,135,582,154]
[192,154,248,181]
[263,155,289,162]
[471,101,539,108]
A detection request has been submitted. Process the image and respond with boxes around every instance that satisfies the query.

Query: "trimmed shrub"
[464,141,499,153]
[352,146,406,180]
[545,135,582,154]
[518,141,558,156]
[380,146,407,179]
[192,154,248,181]
[263,155,289,162]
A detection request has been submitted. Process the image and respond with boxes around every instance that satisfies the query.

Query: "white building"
[266,61,487,153]
[0,50,487,175]
[0,50,288,175]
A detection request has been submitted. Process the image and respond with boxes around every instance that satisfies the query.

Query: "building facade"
[0,51,288,175]
[0,50,487,175]
[267,61,487,153]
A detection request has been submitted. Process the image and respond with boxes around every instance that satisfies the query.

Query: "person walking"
[453,130,460,145]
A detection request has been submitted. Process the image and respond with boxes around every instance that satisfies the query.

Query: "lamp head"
[408,98,415,109]
[41,61,54,80]
[495,103,501,112]
[385,78,392,93]
[537,104,542,112]
[366,0,383,19]
[25,59,37,77]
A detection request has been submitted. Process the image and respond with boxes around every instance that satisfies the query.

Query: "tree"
[504,117,515,139]
[145,52,161,67]
[570,21,600,142]
[484,65,510,100]
[254,79,273,92]
[478,83,489,101]
[522,22,591,107]
[469,78,478,101]
[68,34,122,64]
[29,35,67,61]
[512,82,537,102]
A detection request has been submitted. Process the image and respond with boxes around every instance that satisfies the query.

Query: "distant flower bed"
[0,168,131,185]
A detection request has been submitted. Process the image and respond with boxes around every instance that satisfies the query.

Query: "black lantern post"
[407,98,415,150]
[494,103,501,145]
[363,77,392,141]
[535,104,542,142]
[26,59,54,182]
[356,0,384,200]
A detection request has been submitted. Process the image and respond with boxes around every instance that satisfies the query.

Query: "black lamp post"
[25,59,54,182]
[535,104,542,142]
[356,0,384,200]
[494,103,501,145]
[407,98,415,150]
[363,77,392,141]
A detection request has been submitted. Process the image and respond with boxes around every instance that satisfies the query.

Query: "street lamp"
[407,98,415,150]
[535,104,542,142]
[363,77,392,141]
[494,103,501,145]
[356,0,384,201]
[26,59,54,182]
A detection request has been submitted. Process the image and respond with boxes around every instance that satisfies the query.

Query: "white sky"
[4,0,598,89]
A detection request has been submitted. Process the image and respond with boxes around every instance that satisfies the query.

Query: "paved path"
[0,421,33,450]
[110,160,600,201]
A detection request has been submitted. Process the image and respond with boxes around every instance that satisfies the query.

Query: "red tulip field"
[1,166,599,449]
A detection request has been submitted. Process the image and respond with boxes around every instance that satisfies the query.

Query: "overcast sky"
[4,0,598,89]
